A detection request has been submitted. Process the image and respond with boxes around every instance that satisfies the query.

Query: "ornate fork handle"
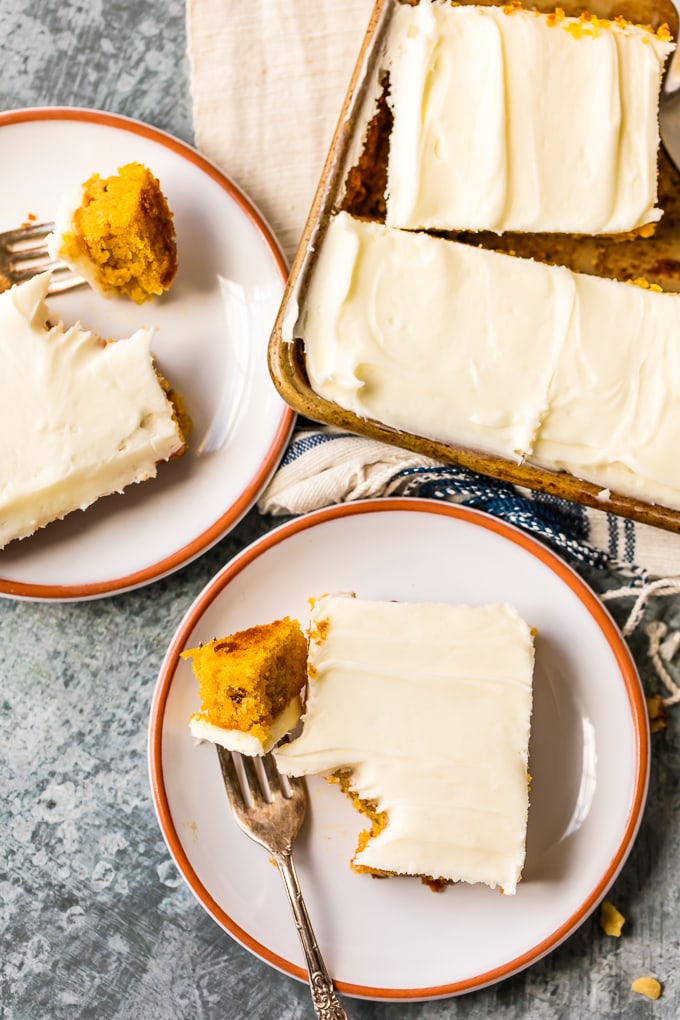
[274,849,349,1019]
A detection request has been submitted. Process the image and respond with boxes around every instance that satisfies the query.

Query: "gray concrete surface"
[1,2,679,1017]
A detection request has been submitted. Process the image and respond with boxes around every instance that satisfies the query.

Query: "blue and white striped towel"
[259,426,680,579]
[258,426,680,704]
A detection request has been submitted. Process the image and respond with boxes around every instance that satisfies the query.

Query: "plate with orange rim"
[0,107,294,601]
[148,497,649,1001]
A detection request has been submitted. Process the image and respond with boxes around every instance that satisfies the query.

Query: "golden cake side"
[183,616,308,755]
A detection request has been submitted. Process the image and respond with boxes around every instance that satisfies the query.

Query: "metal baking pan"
[268,0,680,533]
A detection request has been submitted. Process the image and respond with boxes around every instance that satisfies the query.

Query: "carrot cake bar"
[48,162,178,303]
[0,273,186,550]
[298,211,680,511]
[383,2,674,234]
[275,595,535,892]
[184,617,307,756]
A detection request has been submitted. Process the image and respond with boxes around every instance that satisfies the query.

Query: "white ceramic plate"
[0,108,294,600]
[149,498,649,1001]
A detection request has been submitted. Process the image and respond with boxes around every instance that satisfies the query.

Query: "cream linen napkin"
[187,0,374,264]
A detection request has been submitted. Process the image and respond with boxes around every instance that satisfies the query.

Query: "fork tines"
[217,746,289,809]
[0,221,87,295]
[0,222,62,281]
[216,745,307,856]
[0,221,55,247]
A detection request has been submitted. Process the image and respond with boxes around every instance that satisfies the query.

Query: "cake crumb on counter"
[631,976,662,1000]
[599,900,626,937]
[646,694,667,732]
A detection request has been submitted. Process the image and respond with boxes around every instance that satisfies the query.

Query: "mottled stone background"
[1,1,679,1018]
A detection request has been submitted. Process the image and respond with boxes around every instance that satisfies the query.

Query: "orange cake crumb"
[646,694,667,732]
[55,162,178,303]
[183,617,307,748]
[631,976,662,1000]
[600,900,626,937]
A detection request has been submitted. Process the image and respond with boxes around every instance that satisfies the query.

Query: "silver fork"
[0,221,85,295]
[217,747,349,1019]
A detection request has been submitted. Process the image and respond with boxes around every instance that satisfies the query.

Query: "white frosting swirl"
[275,595,534,892]
[0,273,184,549]
[300,212,680,511]
[384,2,674,234]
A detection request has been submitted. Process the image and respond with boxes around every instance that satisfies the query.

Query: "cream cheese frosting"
[530,271,680,509]
[299,212,680,511]
[0,273,184,549]
[190,695,303,756]
[47,185,99,290]
[383,2,674,234]
[275,595,535,892]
